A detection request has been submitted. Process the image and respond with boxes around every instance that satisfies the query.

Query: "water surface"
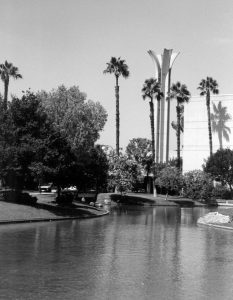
[0,206,233,300]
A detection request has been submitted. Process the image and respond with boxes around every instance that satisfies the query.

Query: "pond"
[1,206,233,300]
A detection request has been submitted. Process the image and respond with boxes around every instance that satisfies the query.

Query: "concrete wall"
[183,94,233,172]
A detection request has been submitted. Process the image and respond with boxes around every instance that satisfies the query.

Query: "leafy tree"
[126,137,152,166]
[0,88,108,194]
[38,85,107,151]
[183,170,214,201]
[211,101,231,149]
[0,61,22,110]
[103,57,129,155]
[126,138,153,192]
[72,145,109,193]
[198,76,219,157]
[107,152,141,194]
[0,91,53,189]
[170,82,191,169]
[142,78,163,163]
[204,148,233,196]
[155,166,183,196]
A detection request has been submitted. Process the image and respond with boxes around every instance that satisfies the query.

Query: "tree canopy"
[38,85,108,151]
[0,87,109,192]
[204,148,233,195]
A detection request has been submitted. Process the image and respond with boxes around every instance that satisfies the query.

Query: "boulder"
[198,212,231,225]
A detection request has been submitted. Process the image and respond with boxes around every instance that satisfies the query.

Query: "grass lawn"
[0,201,58,221]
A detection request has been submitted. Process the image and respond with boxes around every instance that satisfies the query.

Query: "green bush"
[1,190,37,205]
[56,191,74,206]
[212,184,232,200]
[155,166,183,195]
[183,170,214,201]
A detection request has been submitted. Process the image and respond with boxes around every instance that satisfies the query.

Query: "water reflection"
[1,206,233,299]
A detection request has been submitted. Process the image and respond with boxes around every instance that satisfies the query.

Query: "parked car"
[38,183,53,193]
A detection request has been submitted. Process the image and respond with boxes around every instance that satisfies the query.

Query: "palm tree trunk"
[150,100,157,197]
[206,91,213,156]
[115,76,120,156]
[4,80,9,110]
[156,99,160,163]
[177,104,181,169]
[149,100,155,162]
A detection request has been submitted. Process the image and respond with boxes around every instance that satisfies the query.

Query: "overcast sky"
[1,0,233,149]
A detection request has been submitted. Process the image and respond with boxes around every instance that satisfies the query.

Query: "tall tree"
[211,101,231,149]
[38,85,107,151]
[171,105,184,134]
[142,78,163,163]
[142,78,163,196]
[126,138,153,193]
[170,82,191,169]
[198,76,219,157]
[204,148,233,197]
[126,138,152,165]
[103,57,129,156]
[0,61,22,110]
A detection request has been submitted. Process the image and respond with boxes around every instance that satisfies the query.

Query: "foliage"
[1,190,37,205]
[103,57,130,82]
[170,81,191,169]
[73,145,109,193]
[107,153,142,194]
[183,170,214,201]
[56,191,74,205]
[0,89,108,193]
[155,166,183,195]
[198,76,219,157]
[198,77,219,100]
[212,184,232,200]
[126,138,153,175]
[38,85,108,151]
[204,148,233,195]
[142,78,163,163]
[0,91,53,189]
[103,57,129,155]
[0,60,22,109]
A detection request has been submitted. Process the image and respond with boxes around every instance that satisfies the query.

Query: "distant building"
[183,94,233,172]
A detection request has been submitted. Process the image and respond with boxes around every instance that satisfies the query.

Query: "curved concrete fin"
[148,50,161,82]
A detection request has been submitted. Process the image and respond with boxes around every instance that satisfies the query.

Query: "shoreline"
[0,191,220,226]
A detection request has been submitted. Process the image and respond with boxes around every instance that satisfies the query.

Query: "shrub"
[212,184,232,200]
[183,170,214,201]
[56,191,74,206]
[155,166,183,195]
[1,190,37,205]
[204,148,233,196]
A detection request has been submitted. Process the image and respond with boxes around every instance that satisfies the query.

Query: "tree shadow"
[211,101,231,149]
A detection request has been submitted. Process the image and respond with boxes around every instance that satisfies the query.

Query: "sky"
[1,0,233,150]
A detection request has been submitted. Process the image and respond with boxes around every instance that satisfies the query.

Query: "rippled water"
[1,206,233,299]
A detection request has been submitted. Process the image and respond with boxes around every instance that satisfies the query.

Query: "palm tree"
[198,76,219,157]
[211,101,231,149]
[142,78,163,163]
[142,78,163,196]
[0,61,22,110]
[171,105,184,134]
[170,82,191,169]
[103,57,129,155]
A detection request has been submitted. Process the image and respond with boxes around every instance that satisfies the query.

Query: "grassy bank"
[0,192,108,224]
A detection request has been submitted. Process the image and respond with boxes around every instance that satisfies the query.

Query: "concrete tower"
[148,49,179,163]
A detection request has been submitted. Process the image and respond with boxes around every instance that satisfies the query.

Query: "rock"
[197,212,231,225]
